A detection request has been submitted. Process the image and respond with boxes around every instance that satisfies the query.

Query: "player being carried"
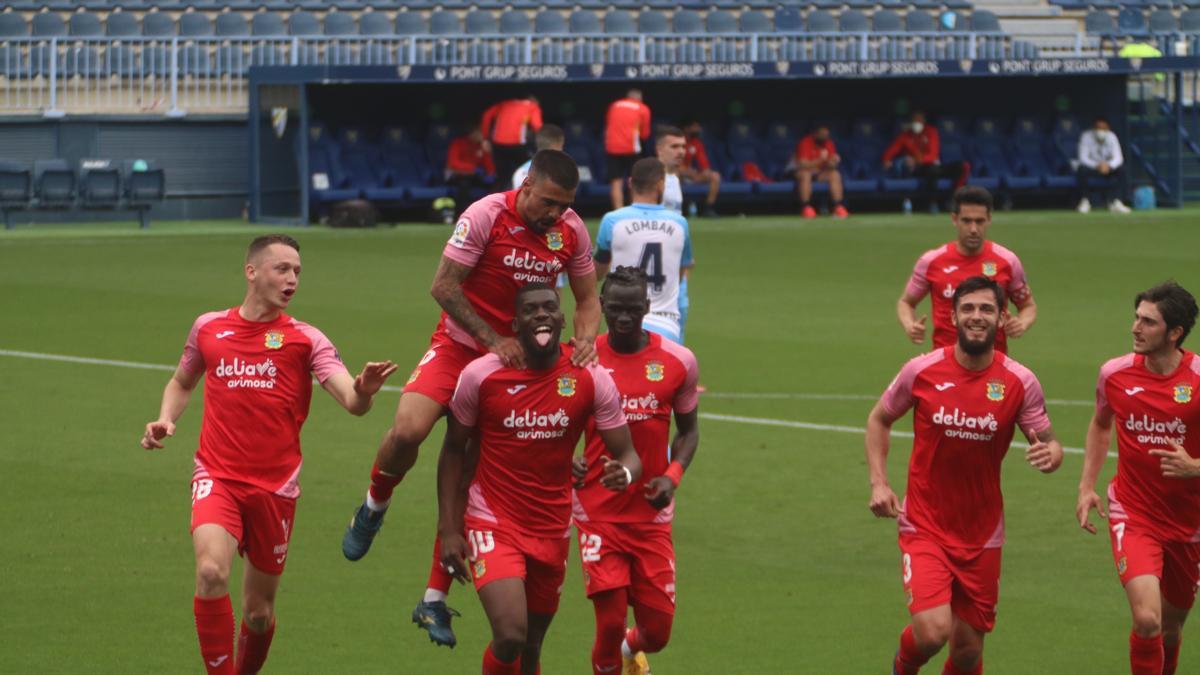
[866,275,1064,675]
[897,186,1036,354]
[340,149,601,648]
[438,282,643,675]
[1077,282,1200,675]
[572,266,700,675]
[140,234,398,675]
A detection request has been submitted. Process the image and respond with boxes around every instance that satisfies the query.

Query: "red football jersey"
[574,333,700,525]
[795,135,838,164]
[881,346,1051,549]
[450,346,626,539]
[1097,351,1200,541]
[604,98,652,155]
[178,308,347,497]
[439,191,594,351]
[904,240,1033,354]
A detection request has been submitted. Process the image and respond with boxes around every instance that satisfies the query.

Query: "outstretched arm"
[141,366,202,450]
[320,361,399,416]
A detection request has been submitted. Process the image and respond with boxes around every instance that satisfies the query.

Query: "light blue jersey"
[597,203,693,342]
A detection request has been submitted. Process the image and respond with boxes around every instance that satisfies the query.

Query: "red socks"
[1130,631,1164,675]
[427,537,453,594]
[1164,637,1182,675]
[894,625,932,675]
[194,595,235,675]
[591,590,627,674]
[368,461,405,505]
[942,658,982,674]
[235,619,275,675]
[482,642,521,675]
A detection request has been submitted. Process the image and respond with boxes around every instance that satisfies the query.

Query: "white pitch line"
[0,349,176,372]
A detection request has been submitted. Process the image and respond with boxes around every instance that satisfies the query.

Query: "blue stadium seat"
[430,11,461,35]
[465,10,498,34]
[638,10,669,33]
[0,45,30,79]
[607,42,638,62]
[359,11,390,35]
[142,45,170,76]
[30,43,65,78]
[142,12,176,37]
[178,13,213,37]
[179,44,213,77]
[215,13,249,37]
[774,7,803,32]
[707,10,738,33]
[872,10,902,32]
[32,12,67,37]
[936,115,967,141]
[1117,8,1146,33]
[569,10,600,33]
[69,12,104,37]
[739,10,772,32]
[605,10,637,33]
[1183,10,1200,31]
[250,12,285,36]
[1148,9,1177,33]
[105,12,140,37]
[1085,10,1114,35]
[673,10,703,33]
[500,10,531,34]
[308,145,358,204]
[807,10,836,32]
[971,10,1001,32]
[839,10,869,32]
[250,43,287,66]
[905,11,936,32]
[0,13,29,37]
[394,12,428,35]
[34,159,75,208]
[66,45,104,77]
[535,10,567,33]
[972,116,1006,140]
[289,12,321,36]
[80,159,121,209]
[424,123,454,171]
[0,160,31,228]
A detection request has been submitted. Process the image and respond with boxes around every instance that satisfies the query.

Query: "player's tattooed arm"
[1024,425,1063,474]
[431,257,524,368]
[437,414,475,584]
[141,365,202,450]
[646,408,699,510]
[865,400,904,518]
[1077,409,1114,533]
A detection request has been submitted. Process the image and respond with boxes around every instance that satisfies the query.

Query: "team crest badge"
[986,380,1005,402]
[546,231,564,251]
[474,559,486,579]
[407,369,420,385]
[1117,556,1127,575]
[271,107,288,140]
[646,361,665,382]
[1175,384,1193,404]
[982,261,997,277]
[905,588,914,606]
[557,375,576,397]
[264,331,285,350]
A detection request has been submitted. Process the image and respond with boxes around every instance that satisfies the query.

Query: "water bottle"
[902,198,913,215]
[687,201,698,218]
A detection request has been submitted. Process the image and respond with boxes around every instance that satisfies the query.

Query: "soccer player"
[655,125,686,216]
[140,234,398,675]
[481,95,544,185]
[897,186,1036,354]
[1077,282,1200,675]
[340,149,601,648]
[866,275,1063,675]
[437,282,643,675]
[595,158,693,345]
[605,89,653,211]
[795,124,849,219]
[512,124,565,190]
[573,267,700,675]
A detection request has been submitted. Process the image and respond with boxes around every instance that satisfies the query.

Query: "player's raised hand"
[906,315,927,344]
[1025,430,1060,473]
[490,336,525,369]
[599,456,633,492]
[354,360,399,396]
[141,420,175,450]
[572,455,588,489]
[1004,315,1029,339]
[438,530,472,585]
[1076,489,1107,534]
[1149,440,1200,479]
[869,483,902,518]
[644,476,675,510]
[568,336,598,367]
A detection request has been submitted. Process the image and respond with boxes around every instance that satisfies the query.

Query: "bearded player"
[1077,281,1200,675]
[866,275,1063,675]
[140,235,398,674]
[573,266,700,675]
[438,283,643,675]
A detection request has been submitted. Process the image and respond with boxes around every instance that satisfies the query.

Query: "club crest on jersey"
[546,231,564,251]
[1175,384,1194,404]
[474,559,486,579]
[986,380,1005,402]
[1117,556,1127,575]
[982,261,997,277]
[646,361,665,382]
[557,375,576,397]
[264,331,285,350]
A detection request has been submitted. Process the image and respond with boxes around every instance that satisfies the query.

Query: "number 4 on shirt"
[638,243,667,292]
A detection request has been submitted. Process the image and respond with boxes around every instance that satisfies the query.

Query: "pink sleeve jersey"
[883,347,1050,549]
[1097,351,1200,541]
[574,333,700,525]
[183,309,348,498]
[436,191,595,351]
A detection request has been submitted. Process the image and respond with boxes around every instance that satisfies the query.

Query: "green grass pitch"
[2,208,1199,673]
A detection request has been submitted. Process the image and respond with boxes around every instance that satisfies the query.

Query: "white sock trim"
[423,588,448,604]
[365,491,390,513]
[621,638,633,659]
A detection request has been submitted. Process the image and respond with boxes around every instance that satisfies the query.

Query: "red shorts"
[1108,518,1200,609]
[576,521,677,615]
[899,534,1001,633]
[402,331,484,408]
[190,474,296,576]
[465,517,570,615]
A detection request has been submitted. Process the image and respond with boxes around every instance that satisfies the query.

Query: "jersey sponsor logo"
[932,405,999,441]
[1124,386,1145,396]
[503,248,564,284]
[215,357,278,389]
[449,219,470,248]
[1125,413,1187,446]
[941,283,955,299]
[942,265,959,273]
[418,348,438,366]
[215,330,235,339]
[1175,383,1194,404]
[982,261,997,277]
[506,384,528,394]
[645,361,665,382]
[986,380,1005,402]
[546,230,564,251]
[406,369,421,384]
[264,331,285,350]
[504,408,571,439]
[934,382,956,391]
[622,392,662,421]
[557,375,577,397]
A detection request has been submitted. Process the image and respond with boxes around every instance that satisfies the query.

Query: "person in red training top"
[481,95,544,187]
[573,266,700,675]
[446,125,496,217]
[898,186,1036,355]
[438,282,642,675]
[867,275,1063,675]
[140,234,398,675]
[1077,282,1200,675]
[794,125,848,219]
[680,120,722,218]
[882,110,970,213]
[604,89,652,211]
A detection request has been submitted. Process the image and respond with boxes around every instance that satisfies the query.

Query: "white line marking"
[0,349,176,372]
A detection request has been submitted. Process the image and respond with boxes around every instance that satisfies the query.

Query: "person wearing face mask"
[1076,117,1130,214]
[882,111,970,214]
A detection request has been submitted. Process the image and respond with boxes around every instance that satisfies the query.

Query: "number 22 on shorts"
[580,533,602,562]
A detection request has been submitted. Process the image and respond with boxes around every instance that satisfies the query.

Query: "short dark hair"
[246,234,299,263]
[952,185,994,215]
[535,124,565,151]
[1094,116,1109,127]
[1135,281,1199,348]
[952,275,1005,310]
[515,281,558,310]
[655,125,685,145]
[602,266,649,295]
[529,149,579,191]
[630,158,666,194]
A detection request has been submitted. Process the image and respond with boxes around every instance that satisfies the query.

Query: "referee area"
[2,207,1199,672]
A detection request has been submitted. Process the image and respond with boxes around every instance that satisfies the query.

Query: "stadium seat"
[423,123,454,171]
[31,12,67,37]
[80,159,121,209]
[607,42,638,62]
[215,13,249,37]
[807,10,836,32]
[936,115,967,141]
[1147,9,1176,33]
[289,12,321,36]
[66,45,104,77]
[1117,8,1146,34]
[0,160,31,229]
[905,11,936,32]
[142,12,176,37]
[249,12,284,36]
[1085,10,1115,35]
[465,10,499,34]
[739,10,772,32]
[0,45,30,79]
[672,10,703,33]
[569,10,600,33]
[430,11,461,35]
[534,10,567,33]
[1183,10,1200,32]
[179,44,213,77]
[605,10,637,34]
[774,7,803,32]
[872,10,902,32]
[500,10,532,34]
[30,43,65,78]
[105,12,139,37]
[69,12,104,37]
[141,45,169,76]
[638,10,669,33]
[839,10,869,32]
[324,11,358,35]
[358,11,390,35]
[971,10,1001,33]
[178,13,213,37]
[707,10,738,33]
[34,159,76,208]
[394,12,428,35]
[0,13,28,37]
[123,159,165,228]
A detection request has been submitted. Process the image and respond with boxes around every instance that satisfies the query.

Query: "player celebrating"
[866,275,1063,675]
[437,282,642,675]
[140,235,398,675]
[897,186,1036,354]
[340,149,601,648]
[573,267,700,675]
[1077,282,1200,675]
[595,158,693,345]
